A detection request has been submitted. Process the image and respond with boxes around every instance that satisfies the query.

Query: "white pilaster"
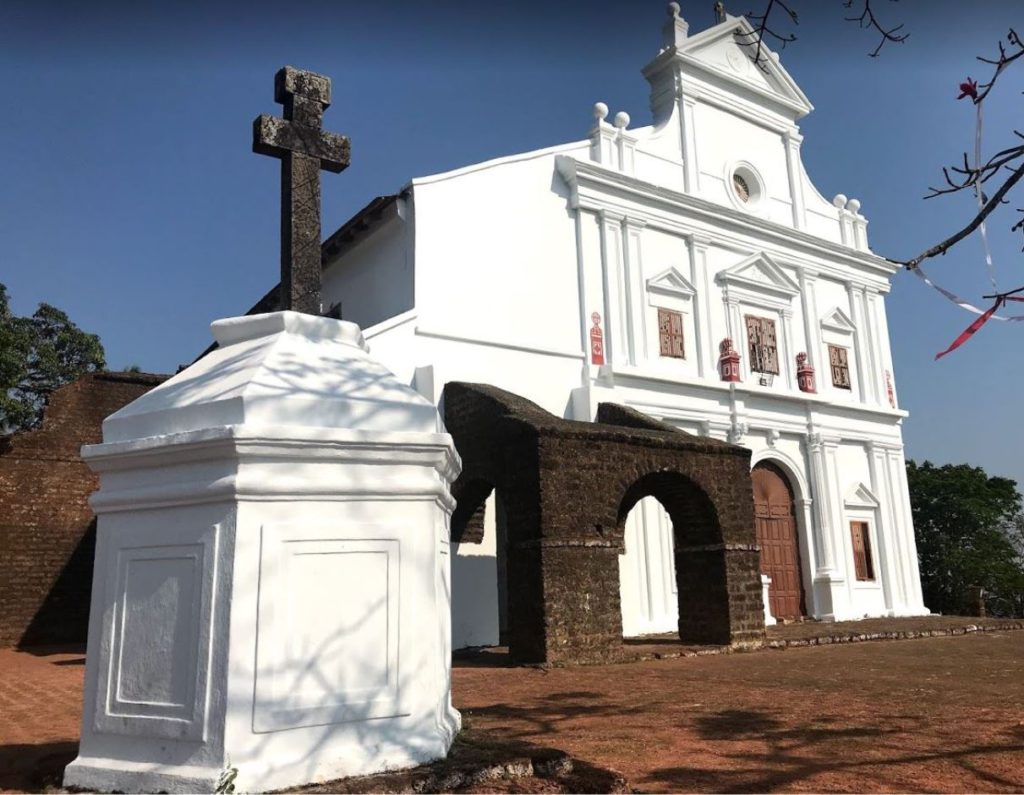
[623,217,647,365]
[598,209,628,366]
[797,268,821,371]
[688,234,712,378]
[680,94,700,193]
[783,130,806,230]
[846,281,868,403]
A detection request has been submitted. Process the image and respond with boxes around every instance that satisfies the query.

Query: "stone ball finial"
[668,1,681,17]
[614,111,631,130]
[832,193,848,209]
[593,102,609,123]
[847,198,862,214]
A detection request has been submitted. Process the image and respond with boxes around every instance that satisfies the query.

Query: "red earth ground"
[2,623,1023,792]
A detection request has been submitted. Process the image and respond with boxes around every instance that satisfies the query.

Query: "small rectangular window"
[829,344,851,389]
[745,315,779,374]
[658,308,685,359]
[850,521,875,581]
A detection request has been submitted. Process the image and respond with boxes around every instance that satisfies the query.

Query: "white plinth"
[65,312,461,793]
[761,574,776,627]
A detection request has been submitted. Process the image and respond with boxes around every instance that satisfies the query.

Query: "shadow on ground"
[0,741,78,792]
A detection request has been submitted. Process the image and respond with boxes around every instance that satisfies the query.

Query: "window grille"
[745,315,779,374]
[828,344,851,389]
[658,308,685,359]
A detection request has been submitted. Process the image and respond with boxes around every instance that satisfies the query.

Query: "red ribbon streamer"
[935,297,1005,359]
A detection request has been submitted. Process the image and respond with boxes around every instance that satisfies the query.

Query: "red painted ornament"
[718,338,740,382]
[796,352,816,393]
[590,312,605,365]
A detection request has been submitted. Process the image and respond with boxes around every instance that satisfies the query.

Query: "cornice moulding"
[556,156,898,280]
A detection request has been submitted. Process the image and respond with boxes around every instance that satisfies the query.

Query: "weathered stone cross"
[253,66,350,315]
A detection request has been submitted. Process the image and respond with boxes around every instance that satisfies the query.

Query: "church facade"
[314,8,928,648]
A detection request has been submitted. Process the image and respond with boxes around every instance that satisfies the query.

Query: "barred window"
[658,308,685,359]
[745,315,779,374]
[828,344,851,389]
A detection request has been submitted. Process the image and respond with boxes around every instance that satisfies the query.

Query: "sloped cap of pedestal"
[102,312,440,443]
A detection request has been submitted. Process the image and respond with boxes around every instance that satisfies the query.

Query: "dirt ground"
[2,626,1023,792]
[455,631,1024,792]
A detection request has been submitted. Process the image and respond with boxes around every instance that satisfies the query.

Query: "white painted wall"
[316,9,928,646]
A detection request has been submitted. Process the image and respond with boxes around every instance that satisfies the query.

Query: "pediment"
[845,482,880,509]
[716,252,800,300]
[647,266,696,299]
[674,16,813,117]
[821,306,856,334]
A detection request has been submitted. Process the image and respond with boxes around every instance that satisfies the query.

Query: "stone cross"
[253,66,350,315]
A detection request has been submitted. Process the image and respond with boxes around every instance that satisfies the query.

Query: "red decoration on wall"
[796,352,816,393]
[885,370,896,408]
[590,312,605,365]
[718,338,740,382]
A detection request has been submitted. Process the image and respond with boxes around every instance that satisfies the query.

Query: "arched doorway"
[618,495,678,637]
[617,471,731,645]
[752,462,806,619]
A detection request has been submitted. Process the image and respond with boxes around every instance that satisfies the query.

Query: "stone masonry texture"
[0,372,165,648]
[443,382,766,666]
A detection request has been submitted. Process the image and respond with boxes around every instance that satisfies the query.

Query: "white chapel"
[311,5,929,647]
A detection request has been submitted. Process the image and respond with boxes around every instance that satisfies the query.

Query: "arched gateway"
[752,461,806,619]
[444,382,766,665]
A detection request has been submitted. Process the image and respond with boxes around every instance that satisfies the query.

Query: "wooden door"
[752,462,806,619]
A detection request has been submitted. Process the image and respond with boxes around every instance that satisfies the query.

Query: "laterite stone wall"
[0,372,165,647]
[444,382,765,666]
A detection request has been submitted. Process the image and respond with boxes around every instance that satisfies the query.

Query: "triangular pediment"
[716,252,800,299]
[845,482,880,509]
[821,306,857,333]
[673,16,813,118]
[647,266,696,298]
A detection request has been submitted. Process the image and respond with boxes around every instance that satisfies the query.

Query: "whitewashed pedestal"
[64,312,461,793]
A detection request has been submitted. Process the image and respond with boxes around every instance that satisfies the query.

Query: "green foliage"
[907,459,1024,617]
[0,283,105,433]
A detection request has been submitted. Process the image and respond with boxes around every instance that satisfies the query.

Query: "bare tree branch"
[842,0,908,57]
[897,163,1024,269]
[736,0,799,69]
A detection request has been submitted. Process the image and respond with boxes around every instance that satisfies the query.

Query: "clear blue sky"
[2,1,1022,486]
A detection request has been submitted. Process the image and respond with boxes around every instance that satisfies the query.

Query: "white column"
[798,268,821,370]
[680,94,700,193]
[846,281,868,403]
[867,442,900,614]
[805,432,838,573]
[864,289,889,405]
[623,218,647,365]
[890,447,927,612]
[688,234,712,378]
[780,308,795,390]
[723,294,744,379]
[598,209,628,367]
[783,129,806,231]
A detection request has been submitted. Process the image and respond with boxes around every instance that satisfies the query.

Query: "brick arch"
[615,470,732,645]
[450,478,494,544]
[443,382,765,664]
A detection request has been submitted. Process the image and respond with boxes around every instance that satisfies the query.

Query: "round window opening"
[733,173,751,203]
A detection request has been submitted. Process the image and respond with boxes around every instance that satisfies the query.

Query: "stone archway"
[443,382,766,665]
[617,471,731,645]
[752,461,806,619]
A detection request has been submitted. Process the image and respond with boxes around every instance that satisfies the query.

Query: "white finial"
[614,111,631,130]
[593,102,609,123]
[832,193,848,209]
[847,198,861,214]
[663,1,689,47]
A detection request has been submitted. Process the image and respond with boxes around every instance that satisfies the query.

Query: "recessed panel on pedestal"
[94,523,219,741]
[253,524,404,732]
